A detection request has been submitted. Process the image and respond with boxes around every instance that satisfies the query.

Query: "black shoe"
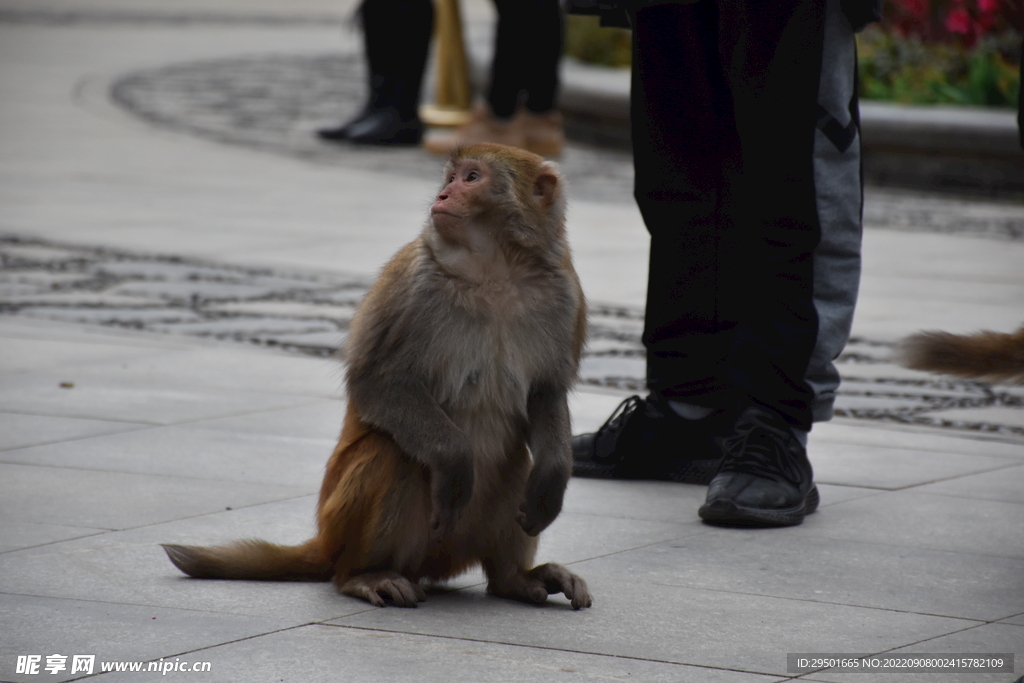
[318,103,376,142]
[698,405,818,527]
[317,122,356,142]
[316,104,379,143]
[346,107,423,146]
[317,107,423,146]
[572,395,724,482]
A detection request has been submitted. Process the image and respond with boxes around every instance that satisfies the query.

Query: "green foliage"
[856,25,1020,107]
[565,15,632,68]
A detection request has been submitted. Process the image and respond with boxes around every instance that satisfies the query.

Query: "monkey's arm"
[348,367,474,540]
[518,383,573,536]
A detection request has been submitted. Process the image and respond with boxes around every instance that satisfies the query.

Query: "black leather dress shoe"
[346,108,423,145]
[699,405,818,527]
[317,124,354,142]
[317,107,423,146]
[572,395,725,483]
[317,105,372,142]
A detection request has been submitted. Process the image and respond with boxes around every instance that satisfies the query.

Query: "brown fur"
[897,325,1024,384]
[163,144,591,609]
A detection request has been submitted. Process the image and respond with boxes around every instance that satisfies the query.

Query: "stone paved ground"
[1,3,1023,682]
[3,234,1023,440]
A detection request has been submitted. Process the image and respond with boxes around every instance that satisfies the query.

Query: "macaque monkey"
[163,143,592,609]
[898,325,1024,384]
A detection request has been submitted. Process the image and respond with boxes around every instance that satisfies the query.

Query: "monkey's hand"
[516,469,567,537]
[429,454,474,542]
[529,563,593,610]
[488,563,593,610]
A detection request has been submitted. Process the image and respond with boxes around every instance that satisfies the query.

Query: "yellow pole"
[420,0,473,127]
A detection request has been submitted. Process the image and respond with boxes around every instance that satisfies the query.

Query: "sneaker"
[573,395,724,482]
[698,405,819,527]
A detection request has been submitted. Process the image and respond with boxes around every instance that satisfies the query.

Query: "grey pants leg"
[808,0,863,422]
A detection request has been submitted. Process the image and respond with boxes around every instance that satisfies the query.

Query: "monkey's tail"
[162,538,332,582]
[896,326,1024,384]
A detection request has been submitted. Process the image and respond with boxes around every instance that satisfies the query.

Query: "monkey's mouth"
[430,208,463,220]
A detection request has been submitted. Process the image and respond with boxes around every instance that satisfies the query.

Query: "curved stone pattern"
[2,234,1021,439]
[108,53,1024,232]
[109,53,641,205]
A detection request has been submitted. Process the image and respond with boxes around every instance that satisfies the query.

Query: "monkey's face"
[430,159,499,247]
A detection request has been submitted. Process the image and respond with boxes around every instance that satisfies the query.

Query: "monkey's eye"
[448,174,456,183]
[466,170,480,182]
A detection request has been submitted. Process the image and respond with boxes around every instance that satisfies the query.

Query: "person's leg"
[572,1,736,481]
[575,0,863,523]
[632,0,739,410]
[700,0,862,526]
[318,0,433,145]
[426,0,565,156]
[488,0,562,117]
[806,0,864,423]
[715,0,824,433]
[634,0,859,432]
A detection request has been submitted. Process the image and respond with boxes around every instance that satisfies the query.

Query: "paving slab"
[596,532,1024,621]
[0,335,183,375]
[811,420,1024,459]
[0,462,310,530]
[1,425,335,487]
[0,497,362,620]
[809,440,1019,490]
[912,463,1024,504]
[189,400,346,440]
[0,521,104,554]
[328,566,976,677]
[805,622,1024,683]
[801,490,1024,559]
[0,412,148,451]
[0,593,297,683]
[561,477,709,524]
[0,371,319,425]
[90,622,788,683]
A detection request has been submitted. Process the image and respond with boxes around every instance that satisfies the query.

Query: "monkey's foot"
[489,563,593,610]
[338,571,426,608]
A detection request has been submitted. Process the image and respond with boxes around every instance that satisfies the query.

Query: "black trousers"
[488,0,563,117]
[630,0,863,430]
[359,0,561,119]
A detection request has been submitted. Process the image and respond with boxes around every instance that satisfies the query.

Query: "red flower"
[944,5,973,33]
[976,0,999,13]
[898,0,930,16]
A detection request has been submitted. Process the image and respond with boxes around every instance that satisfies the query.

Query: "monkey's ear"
[533,170,559,207]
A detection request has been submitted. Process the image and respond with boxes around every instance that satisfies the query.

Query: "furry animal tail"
[897,325,1024,384]
[162,538,331,581]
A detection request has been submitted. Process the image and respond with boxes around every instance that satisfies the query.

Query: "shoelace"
[592,395,643,463]
[718,410,804,485]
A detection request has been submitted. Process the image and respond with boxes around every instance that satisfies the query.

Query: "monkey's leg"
[318,425,433,607]
[339,570,426,608]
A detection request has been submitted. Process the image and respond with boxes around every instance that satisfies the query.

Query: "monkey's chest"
[433,317,553,415]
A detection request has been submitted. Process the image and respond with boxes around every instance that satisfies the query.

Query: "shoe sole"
[698,484,820,527]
